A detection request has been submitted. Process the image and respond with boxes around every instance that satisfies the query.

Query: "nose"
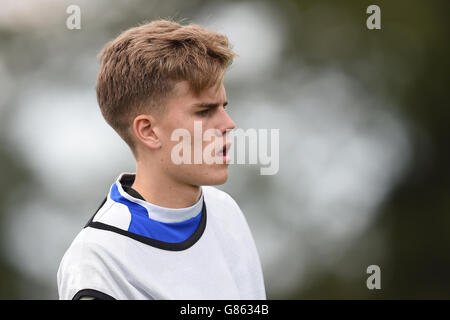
[218,106,235,135]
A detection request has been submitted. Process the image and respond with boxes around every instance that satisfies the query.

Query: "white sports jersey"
[57,173,266,300]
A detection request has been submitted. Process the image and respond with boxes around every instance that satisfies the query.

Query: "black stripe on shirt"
[73,289,115,300]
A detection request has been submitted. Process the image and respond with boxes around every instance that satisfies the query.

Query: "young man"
[57,20,266,300]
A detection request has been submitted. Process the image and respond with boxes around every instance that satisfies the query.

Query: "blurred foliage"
[0,141,34,298]
[276,0,450,299]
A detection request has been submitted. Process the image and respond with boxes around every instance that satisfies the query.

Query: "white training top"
[57,173,266,300]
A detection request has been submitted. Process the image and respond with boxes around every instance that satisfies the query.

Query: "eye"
[197,109,211,116]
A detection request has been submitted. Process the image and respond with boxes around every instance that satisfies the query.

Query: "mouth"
[217,141,232,157]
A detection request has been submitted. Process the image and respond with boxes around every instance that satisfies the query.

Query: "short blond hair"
[96,19,237,152]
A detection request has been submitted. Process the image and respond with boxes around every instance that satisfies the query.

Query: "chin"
[200,165,229,186]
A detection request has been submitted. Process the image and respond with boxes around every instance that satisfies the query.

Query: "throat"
[131,175,202,209]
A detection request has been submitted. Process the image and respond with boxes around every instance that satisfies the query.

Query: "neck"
[131,160,202,209]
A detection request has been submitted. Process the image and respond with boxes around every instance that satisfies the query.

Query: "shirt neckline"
[115,173,204,224]
[85,172,208,251]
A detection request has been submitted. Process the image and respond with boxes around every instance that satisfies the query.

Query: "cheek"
[159,116,193,146]
[160,116,222,165]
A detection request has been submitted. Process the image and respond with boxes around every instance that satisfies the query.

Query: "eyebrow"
[192,101,228,109]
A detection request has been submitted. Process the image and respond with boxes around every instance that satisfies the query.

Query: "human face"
[156,80,235,186]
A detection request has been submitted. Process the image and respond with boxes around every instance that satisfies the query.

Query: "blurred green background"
[0,0,449,299]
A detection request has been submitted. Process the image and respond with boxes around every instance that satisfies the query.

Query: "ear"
[132,114,162,150]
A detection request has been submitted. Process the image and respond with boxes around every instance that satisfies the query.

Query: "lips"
[217,141,232,157]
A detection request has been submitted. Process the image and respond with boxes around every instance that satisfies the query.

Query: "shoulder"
[201,186,263,283]
[201,186,252,231]
[57,227,125,300]
[202,186,241,210]
[202,186,246,220]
